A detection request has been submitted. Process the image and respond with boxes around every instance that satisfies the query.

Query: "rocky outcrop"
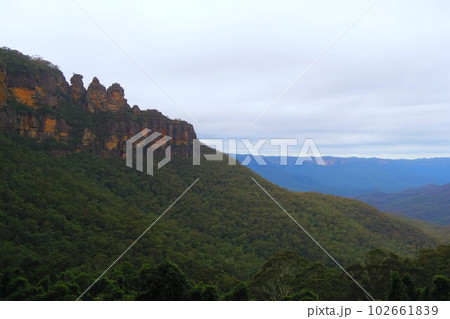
[132,105,140,115]
[0,70,7,105]
[106,83,129,111]
[0,106,196,157]
[0,48,197,159]
[70,74,86,103]
[6,67,68,109]
[86,114,196,158]
[0,106,70,141]
[86,77,108,112]
[85,78,130,113]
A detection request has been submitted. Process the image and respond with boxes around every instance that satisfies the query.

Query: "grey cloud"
[2,0,450,158]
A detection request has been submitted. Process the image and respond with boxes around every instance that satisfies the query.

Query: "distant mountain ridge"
[1,47,449,300]
[357,183,450,225]
[235,154,450,197]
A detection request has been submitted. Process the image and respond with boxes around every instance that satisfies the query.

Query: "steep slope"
[0,48,446,300]
[235,155,450,197]
[358,184,450,225]
[0,132,443,297]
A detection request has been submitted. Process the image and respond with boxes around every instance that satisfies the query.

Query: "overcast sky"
[2,0,450,158]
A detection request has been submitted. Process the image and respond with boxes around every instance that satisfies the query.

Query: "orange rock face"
[85,78,132,112]
[0,71,7,105]
[106,83,128,111]
[17,115,38,137]
[87,77,108,112]
[0,49,197,158]
[44,118,56,133]
[12,115,69,141]
[105,134,119,150]
[82,128,95,146]
[70,74,86,102]
[10,87,37,107]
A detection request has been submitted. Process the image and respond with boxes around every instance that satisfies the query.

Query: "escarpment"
[0,48,196,158]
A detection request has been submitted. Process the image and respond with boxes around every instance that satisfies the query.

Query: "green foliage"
[0,132,448,300]
[2,46,448,301]
[282,289,319,301]
[0,47,60,76]
[431,275,449,301]
[224,282,249,301]
[386,271,408,301]
[189,284,219,301]
[359,184,450,225]
[136,261,190,301]
[4,101,37,116]
[401,274,418,301]
[249,251,341,300]
[248,249,450,301]
[250,251,309,300]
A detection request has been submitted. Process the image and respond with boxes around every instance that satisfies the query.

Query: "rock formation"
[0,47,197,158]
[0,70,7,105]
[86,77,108,112]
[4,64,68,109]
[106,83,129,111]
[132,105,140,115]
[69,74,86,103]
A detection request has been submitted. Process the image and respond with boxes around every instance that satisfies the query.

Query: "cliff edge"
[0,47,196,158]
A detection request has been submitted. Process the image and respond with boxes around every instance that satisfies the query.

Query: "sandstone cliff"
[0,70,7,106]
[0,48,196,158]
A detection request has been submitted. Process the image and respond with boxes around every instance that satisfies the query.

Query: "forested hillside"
[358,184,450,225]
[0,133,448,300]
[0,48,448,301]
